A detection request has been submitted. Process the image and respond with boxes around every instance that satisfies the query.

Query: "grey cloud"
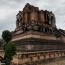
[0,0,25,9]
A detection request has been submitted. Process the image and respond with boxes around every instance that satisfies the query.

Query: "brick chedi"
[12,3,65,51]
[16,3,56,31]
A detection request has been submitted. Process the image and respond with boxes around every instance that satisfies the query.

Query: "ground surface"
[43,58,65,65]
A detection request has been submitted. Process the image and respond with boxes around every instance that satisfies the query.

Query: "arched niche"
[16,15,22,28]
[47,13,56,27]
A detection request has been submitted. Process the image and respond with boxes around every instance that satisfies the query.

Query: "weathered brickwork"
[11,50,65,65]
[10,3,65,65]
[15,3,56,32]
[11,3,65,51]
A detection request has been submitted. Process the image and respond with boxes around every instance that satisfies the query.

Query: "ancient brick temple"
[5,3,65,65]
[0,3,65,65]
[12,3,65,51]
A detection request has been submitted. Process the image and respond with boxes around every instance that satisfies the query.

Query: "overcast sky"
[0,0,65,38]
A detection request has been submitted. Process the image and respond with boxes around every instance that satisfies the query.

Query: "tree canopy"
[2,30,12,43]
[1,30,16,65]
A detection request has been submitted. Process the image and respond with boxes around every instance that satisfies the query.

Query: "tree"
[2,30,12,43]
[1,30,16,65]
[5,42,16,60]
[2,58,10,65]
[2,42,16,65]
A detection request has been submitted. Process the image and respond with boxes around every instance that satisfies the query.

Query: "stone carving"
[38,25,43,32]
[30,22,35,30]
[16,15,22,26]
[22,25,28,32]
[47,12,56,27]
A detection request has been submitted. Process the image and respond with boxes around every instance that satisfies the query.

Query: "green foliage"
[2,30,12,43]
[5,42,16,57]
[1,30,16,65]
[2,58,10,65]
